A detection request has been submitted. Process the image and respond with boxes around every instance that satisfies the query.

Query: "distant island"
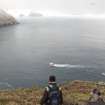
[0,9,17,26]
[29,12,43,17]
[19,14,25,17]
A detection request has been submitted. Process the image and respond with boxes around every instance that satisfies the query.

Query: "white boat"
[49,62,68,67]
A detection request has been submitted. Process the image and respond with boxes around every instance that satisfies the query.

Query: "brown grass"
[0,80,105,105]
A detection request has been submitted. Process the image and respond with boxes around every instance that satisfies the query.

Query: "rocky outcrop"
[0,9,17,26]
[87,99,105,105]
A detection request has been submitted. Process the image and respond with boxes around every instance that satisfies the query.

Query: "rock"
[97,81,105,86]
[87,99,105,105]
[0,9,17,26]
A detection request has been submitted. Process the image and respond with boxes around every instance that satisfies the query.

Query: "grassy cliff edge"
[0,80,105,105]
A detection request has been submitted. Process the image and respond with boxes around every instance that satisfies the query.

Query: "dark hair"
[49,75,56,82]
[93,88,97,94]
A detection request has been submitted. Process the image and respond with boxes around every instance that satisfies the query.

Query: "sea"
[0,17,105,88]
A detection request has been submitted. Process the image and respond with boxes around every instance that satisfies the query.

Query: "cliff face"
[0,10,17,26]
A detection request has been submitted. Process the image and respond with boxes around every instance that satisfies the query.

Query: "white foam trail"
[49,62,85,68]
[101,73,105,76]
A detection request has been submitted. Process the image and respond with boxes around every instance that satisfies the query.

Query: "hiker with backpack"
[40,75,63,105]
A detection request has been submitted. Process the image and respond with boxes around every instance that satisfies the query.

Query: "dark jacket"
[40,83,63,105]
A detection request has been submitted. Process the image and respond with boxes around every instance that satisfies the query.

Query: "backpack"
[47,85,60,105]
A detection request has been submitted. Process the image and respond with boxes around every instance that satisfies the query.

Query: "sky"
[0,0,105,16]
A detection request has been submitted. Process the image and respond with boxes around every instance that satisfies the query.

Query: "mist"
[0,0,105,16]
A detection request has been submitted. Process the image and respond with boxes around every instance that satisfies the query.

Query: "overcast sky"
[0,0,105,15]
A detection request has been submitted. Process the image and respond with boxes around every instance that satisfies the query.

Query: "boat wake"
[49,62,85,68]
[101,73,105,76]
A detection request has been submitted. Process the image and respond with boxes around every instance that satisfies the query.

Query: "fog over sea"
[0,17,105,88]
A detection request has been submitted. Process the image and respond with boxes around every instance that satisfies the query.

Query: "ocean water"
[0,17,105,88]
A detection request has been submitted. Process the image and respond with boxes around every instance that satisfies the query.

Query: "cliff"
[0,81,105,105]
[0,9,17,26]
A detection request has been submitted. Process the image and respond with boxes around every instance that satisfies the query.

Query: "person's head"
[93,88,98,94]
[48,75,56,83]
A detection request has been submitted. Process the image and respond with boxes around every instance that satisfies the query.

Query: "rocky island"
[0,9,17,26]
[0,80,105,105]
[29,12,43,17]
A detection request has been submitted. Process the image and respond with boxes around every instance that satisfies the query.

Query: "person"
[40,75,63,105]
[89,86,101,102]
